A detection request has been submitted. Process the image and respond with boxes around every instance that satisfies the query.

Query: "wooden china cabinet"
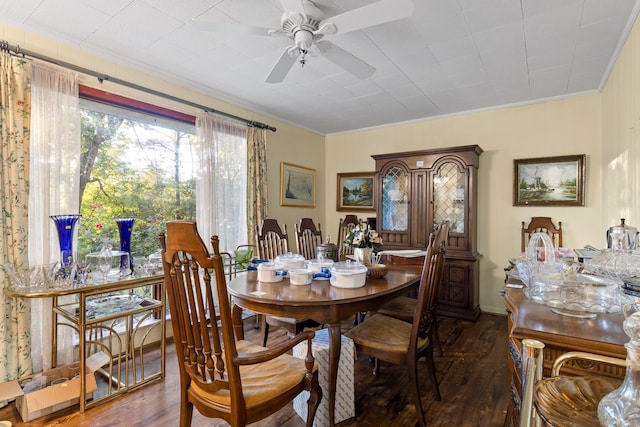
[372,145,482,320]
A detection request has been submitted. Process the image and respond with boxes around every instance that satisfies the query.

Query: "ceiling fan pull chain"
[299,49,308,67]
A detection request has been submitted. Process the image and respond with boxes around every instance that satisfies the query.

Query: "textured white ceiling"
[1,0,638,134]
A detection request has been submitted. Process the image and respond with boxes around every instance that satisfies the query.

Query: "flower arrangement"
[344,223,383,250]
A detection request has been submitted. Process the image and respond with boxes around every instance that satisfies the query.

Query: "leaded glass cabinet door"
[433,160,466,231]
[380,163,411,246]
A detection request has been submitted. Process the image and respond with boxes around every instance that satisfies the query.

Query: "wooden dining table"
[227,268,421,427]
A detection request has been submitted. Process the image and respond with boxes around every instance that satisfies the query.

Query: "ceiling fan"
[193,0,414,83]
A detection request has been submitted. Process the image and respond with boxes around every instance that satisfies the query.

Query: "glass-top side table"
[5,273,166,413]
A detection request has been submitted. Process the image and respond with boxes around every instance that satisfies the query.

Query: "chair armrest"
[552,351,627,376]
[234,329,316,366]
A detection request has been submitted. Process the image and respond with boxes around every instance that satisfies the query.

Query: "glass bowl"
[584,249,640,278]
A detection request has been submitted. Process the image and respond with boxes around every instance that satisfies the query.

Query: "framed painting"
[280,162,316,207]
[337,172,376,212]
[513,154,586,206]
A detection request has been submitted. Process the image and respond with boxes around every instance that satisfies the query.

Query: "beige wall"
[326,95,603,314]
[601,9,640,230]
[264,121,326,238]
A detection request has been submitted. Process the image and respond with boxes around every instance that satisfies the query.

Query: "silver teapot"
[316,236,339,262]
[607,218,638,251]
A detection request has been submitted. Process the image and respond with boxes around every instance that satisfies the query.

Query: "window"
[76,86,247,260]
[77,94,196,259]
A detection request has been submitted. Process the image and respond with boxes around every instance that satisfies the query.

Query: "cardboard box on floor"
[0,351,109,422]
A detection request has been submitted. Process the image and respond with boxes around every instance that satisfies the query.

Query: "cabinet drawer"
[439,262,469,307]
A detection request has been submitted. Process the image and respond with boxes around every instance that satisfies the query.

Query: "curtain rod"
[1,41,276,132]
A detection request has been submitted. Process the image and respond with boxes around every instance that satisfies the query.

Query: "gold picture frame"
[513,154,586,206]
[280,162,316,208]
[336,172,376,212]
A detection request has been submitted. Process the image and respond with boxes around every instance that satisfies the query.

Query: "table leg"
[231,303,244,340]
[327,323,342,427]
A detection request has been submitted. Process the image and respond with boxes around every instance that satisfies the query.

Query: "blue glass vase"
[115,217,136,271]
[50,214,82,267]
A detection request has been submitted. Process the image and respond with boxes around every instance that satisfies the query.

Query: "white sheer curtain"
[195,112,248,253]
[29,61,80,372]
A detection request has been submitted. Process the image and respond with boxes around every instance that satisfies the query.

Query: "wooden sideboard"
[503,287,627,427]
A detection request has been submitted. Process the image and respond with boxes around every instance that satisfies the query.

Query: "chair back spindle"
[255,218,289,260]
[295,218,323,259]
[413,234,446,349]
[337,215,360,259]
[160,222,237,405]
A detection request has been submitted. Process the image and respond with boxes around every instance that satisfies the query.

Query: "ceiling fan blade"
[280,0,307,18]
[320,0,413,35]
[265,47,298,83]
[315,41,375,79]
[190,19,275,36]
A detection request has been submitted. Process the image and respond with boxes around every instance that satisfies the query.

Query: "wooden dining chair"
[159,221,322,427]
[255,218,290,260]
[345,232,446,427]
[336,214,360,259]
[255,218,320,345]
[521,216,563,252]
[295,218,323,260]
[375,221,450,356]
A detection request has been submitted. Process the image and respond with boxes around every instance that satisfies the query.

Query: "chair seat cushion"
[377,296,416,321]
[191,339,318,408]
[345,314,427,353]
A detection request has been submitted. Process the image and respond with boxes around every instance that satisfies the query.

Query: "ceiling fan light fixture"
[294,30,313,50]
[247,0,413,83]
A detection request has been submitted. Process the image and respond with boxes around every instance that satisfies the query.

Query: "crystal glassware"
[75,254,91,286]
[2,263,47,290]
[598,302,640,425]
[50,214,82,267]
[114,217,136,272]
[47,262,77,289]
[97,254,112,283]
[585,249,640,278]
[133,256,147,277]
[118,253,131,278]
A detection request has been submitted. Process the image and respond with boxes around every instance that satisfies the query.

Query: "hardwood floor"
[0,313,509,427]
